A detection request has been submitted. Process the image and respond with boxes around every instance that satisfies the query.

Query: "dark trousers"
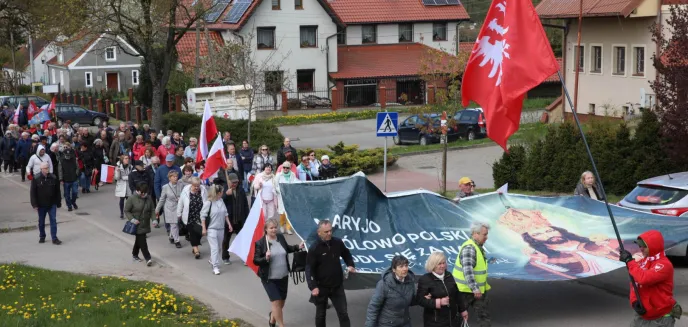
[37,205,57,240]
[63,181,78,208]
[314,285,350,327]
[18,157,27,180]
[461,292,491,327]
[222,223,239,260]
[3,157,13,172]
[119,197,127,216]
[132,234,151,260]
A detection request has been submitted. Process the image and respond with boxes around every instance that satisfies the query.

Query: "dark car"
[393,114,460,146]
[0,95,50,108]
[55,103,108,126]
[453,108,487,141]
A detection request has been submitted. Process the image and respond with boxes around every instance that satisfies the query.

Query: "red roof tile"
[331,43,459,80]
[175,31,225,71]
[328,0,469,24]
[662,0,688,4]
[536,0,644,18]
[543,57,563,82]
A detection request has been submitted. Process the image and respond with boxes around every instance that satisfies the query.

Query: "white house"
[1,40,58,86]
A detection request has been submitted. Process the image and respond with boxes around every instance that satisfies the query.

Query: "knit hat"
[321,155,330,161]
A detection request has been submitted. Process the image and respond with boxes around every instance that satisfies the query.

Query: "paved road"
[278,110,544,151]
[2,173,688,327]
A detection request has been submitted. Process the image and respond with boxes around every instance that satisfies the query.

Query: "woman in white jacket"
[176,176,207,259]
[252,163,278,221]
[26,144,52,177]
[274,161,298,235]
[115,154,133,219]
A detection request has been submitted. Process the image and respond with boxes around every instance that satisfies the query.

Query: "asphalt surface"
[2,172,688,327]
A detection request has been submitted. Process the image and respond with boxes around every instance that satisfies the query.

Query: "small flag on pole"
[100,164,116,183]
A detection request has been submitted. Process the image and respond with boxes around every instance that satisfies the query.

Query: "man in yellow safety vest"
[453,221,491,326]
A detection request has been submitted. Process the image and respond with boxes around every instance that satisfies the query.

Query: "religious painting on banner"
[279,174,688,289]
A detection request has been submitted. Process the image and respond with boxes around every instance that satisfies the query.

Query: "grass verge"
[389,122,549,155]
[456,188,625,204]
[269,98,555,126]
[0,263,251,327]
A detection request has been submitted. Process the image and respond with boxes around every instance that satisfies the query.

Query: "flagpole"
[573,0,583,113]
[556,70,644,313]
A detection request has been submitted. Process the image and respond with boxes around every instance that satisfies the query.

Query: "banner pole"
[383,136,387,193]
[556,70,643,310]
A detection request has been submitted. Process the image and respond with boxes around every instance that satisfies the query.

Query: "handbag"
[123,220,138,235]
[291,250,308,285]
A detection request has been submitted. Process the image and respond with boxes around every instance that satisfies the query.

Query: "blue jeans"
[243,171,251,193]
[63,181,78,208]
[79,172,90,191]
[37,205,57,240]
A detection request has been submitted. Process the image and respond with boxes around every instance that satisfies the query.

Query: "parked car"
[0,95,50,108]
[453,108,487,141]
[369,102,403,107]
[618,171,688,256]
[393,114,460,146]
[55,103,109,126]
[301,95,331,108]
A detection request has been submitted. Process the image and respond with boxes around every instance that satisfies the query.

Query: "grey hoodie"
[26,144,53,176]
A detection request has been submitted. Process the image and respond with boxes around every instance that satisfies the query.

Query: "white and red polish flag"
[196,100,219,163]
[199,135,227,180]
[100,164,116,183]
[229,196,265,274]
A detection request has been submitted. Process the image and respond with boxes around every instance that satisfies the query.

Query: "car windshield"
[623,184,688,206]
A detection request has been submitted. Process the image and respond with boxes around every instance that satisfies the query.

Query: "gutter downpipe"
[542,22,570,113]
[325,32,338,97]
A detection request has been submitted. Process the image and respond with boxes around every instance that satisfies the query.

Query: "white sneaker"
[213,268,220,275]
[280,226,285,233]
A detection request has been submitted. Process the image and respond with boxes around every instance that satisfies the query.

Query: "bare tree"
[199,34,292,143]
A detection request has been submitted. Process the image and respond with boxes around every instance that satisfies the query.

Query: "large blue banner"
[280,174,688,289]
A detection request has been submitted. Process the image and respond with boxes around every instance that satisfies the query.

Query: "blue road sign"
[376,112,398,137]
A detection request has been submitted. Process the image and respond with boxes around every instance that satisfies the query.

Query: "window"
[257,27,276,49]
[633,46,645,76]
[574,45,584,72]
[588,103,595,114]
[337,26,346,45]
[433,23,447,41]
[105,46,116,61]
[613,45,626,75]
[399,24,413,43]
[295,0,302,9]
[51,69,55,84]
[264,71,283,93]
[362,25,377,44]
[300,26,317,48]
[272,0,280,10]
[590,45,602,73]
[132,70,140,85]
[59,71,64,86]
[85,72,93,87]
[58,51,64,64]
[297,69,315,91]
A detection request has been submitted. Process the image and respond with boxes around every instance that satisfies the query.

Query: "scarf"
[262,170,274,182]
[431,271,444,280]
[299,163,312,180]
[638,252,663,270]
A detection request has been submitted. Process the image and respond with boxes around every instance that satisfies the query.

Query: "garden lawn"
[0,263,251,327]
[466,188,624,204]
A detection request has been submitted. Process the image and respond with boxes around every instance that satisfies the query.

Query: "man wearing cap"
[620,230,681,326]
[221,172,249,265]
[154,154,183,200]
[453,177,479,203]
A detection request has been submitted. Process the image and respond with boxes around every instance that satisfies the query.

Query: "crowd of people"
[12,111,680,327]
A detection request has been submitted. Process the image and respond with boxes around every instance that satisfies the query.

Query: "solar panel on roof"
[222,0,253,24]
[446,0,460,4]
[205,0,231,23]
[434,0,448,4]
[421,0,437,4]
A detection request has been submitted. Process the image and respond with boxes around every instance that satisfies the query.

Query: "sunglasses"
[261,148,268,151]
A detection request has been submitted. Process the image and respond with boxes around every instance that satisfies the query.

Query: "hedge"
[298,142,399,176]
[162,112,285,151]
[493,111,679,196]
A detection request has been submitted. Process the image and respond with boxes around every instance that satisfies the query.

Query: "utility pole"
[9,29,18,95]
[29,33,36,89]
[440,111,448,194]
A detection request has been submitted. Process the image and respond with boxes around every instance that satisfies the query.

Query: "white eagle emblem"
[470,1,510,86]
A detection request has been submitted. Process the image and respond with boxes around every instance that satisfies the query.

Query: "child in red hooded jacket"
[620,230,681,326]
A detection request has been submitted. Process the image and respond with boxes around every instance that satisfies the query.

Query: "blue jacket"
[239,147,254,173]
[154,164,182,198]
[15,138,32,161]
[365,268,417,327]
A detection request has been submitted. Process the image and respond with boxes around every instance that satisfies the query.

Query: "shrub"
[163,112,285,152]
[298,141,398,176]
[492,144,526,189]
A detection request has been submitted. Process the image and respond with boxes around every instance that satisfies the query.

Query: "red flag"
[196,100,219,163]
[48,97,56,113]
[27,101,40,120]
[200,136,227,180]
[100,164,116,183]
[461,0,558,150]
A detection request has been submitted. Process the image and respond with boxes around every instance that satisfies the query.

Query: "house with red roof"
[45,34,142,92]
[535,0,688,117]
[175,0,472,108]
[1,40,58,87]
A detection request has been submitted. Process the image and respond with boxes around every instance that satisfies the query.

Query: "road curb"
[394,142,497,157]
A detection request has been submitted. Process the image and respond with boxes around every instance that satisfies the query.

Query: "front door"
[106,73,118,91]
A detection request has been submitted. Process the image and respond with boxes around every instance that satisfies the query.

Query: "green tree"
[166,69,194,110]
[492,144,526,189]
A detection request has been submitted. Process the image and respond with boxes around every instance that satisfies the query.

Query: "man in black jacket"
[30,162,62,245]
[307,220,355,327]
[58,145,80,211]
[276,138,297,166]
[221,173,249,265]
[129,160,153,200]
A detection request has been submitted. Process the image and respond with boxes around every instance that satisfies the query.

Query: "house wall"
[34,45,58,84]
[48,66,71,92]
[70,67,140,92]
[343,22,459,54]
[236,0,339,91]
[74,38,142,68]
[563,17,657,116]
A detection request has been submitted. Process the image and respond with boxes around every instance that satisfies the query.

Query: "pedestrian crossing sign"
[376,112,398,137]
